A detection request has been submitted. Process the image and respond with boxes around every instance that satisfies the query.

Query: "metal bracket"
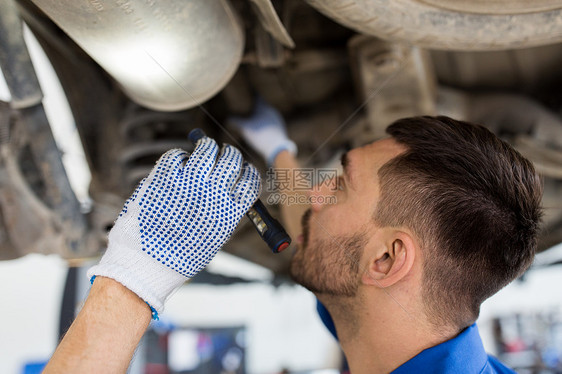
[250,0,295,48]
[348,35,437,141]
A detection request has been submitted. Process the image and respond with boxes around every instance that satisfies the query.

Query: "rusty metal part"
[348,36,436,141]
[0,0,43,108]
[254,20,286,68]
[0,0,89,257]
[0,102,96,260]
[249,0,295,48]
[0,144,66,258]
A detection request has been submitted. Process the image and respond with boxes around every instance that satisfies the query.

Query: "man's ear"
[362,230,417,288]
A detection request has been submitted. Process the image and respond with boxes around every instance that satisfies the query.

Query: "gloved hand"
[87,137,261,315]
[229,97,297,166]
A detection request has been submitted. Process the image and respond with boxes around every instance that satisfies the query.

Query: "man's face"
[289,138,406,296]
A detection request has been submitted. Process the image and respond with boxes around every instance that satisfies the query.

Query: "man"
[231,101,542,373]
[45,101,542,373]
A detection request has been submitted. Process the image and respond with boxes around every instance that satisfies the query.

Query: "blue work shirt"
[317,301,515,373]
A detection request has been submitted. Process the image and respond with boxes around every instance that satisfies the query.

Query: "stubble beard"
[289,209,367,297]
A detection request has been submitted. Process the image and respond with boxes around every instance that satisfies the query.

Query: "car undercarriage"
[1,0,562,278]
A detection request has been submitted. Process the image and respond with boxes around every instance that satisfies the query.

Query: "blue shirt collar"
[391,324,488,374]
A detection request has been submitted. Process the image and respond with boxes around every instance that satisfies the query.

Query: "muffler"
[31,0,245,111]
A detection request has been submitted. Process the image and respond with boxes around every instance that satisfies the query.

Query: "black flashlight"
[188,128,291,253]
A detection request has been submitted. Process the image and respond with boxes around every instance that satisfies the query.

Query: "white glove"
[88,137,261,315]
[229,97,297,166]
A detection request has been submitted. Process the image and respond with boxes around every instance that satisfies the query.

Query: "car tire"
[304,0,562,50]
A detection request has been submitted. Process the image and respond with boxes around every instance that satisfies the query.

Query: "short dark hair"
[374,116,543,329]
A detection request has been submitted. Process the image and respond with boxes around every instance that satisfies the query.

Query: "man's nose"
[310,177,337,212]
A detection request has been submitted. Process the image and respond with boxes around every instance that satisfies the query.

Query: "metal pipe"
[0,0,43,108]
[0,0,87,253]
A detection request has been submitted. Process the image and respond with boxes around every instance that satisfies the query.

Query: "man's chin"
[289,274,322,294]
[289,260,327,295]
[288,255,309,290]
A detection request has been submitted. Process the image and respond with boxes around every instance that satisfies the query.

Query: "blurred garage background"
[2,1,562,373]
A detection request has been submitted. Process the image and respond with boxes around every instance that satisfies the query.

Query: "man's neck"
[318,289,458,374]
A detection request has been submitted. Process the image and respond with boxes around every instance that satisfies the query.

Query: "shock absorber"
[117,105,198,193]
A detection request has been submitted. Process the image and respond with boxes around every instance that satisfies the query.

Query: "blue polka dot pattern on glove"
[88,137,261,313]
[114,137,261,278]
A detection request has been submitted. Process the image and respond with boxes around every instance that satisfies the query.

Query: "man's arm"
[44,277,151,373]
[44,139,261,372]
[230,100,309,240]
